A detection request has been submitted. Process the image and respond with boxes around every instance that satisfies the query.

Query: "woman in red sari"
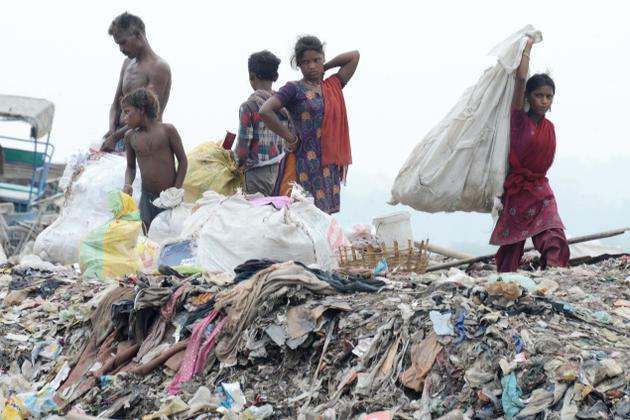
[490,36,570,272]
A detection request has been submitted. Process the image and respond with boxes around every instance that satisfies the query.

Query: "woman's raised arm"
[512,37,534,110]
[325,50,360,87]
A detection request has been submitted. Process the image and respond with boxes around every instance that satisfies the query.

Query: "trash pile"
[1,249,629,418]
[3,147,629,418]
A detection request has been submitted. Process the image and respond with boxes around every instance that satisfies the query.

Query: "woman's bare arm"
[260,96,297,144]
[512,37,534,110]
[324,50,360,86]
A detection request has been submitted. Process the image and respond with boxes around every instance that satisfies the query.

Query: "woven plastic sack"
[185,188,347,273]
[79,191,142,278]
[390,25,542,213]
[183,141,244,203]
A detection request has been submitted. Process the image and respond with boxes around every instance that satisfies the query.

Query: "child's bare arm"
[123,132,136,195]
[167,124,188,189]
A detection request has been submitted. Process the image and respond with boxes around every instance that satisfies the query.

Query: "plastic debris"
[217,382,246,413]
[240,404,274,419]
[141,396,188,420]
[501,372,525,419]
[185,386,219,417]
[453,309,466,344]
[31,339,62,364]
[488,273,537,293]
[373,257,389,274]
[429,310,454,336]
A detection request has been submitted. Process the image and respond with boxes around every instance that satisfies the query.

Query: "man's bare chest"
[122,64,150,94]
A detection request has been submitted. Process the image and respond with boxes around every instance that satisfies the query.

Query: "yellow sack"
[183,141,244,203]
[79,191,142,278]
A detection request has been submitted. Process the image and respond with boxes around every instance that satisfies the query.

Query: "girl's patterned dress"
[275,77,342,214]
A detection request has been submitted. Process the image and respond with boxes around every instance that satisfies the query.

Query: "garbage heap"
[1,255,629,419]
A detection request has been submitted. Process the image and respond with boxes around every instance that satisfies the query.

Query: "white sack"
[148,187,191,245]
[390,25,542,213]
[177,189,346,273]
[34,153,141,264]
[148,204,192,245]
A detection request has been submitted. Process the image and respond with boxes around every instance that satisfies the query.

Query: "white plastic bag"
[34,153,141,264]
[152,187,185,209]
[390,25,542,214]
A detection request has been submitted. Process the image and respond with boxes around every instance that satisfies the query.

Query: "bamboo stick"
[425,226,630,272]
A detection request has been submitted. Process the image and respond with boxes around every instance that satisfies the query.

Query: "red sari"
[490,108,565,246]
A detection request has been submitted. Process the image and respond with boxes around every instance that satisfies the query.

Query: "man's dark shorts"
[140,190,166,229]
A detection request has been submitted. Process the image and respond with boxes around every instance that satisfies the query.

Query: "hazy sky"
[2,1,629,252]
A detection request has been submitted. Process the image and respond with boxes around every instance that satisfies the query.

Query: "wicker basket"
[337,239,429,273]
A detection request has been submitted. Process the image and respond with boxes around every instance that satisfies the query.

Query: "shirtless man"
[101,12,172,152]
[121,88,187,230]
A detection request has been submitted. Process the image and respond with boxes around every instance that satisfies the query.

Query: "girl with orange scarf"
[260,35,359,214]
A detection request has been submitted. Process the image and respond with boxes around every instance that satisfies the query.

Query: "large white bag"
[34,153,141,264]
[390,25,542,214]
[175,189,347,272]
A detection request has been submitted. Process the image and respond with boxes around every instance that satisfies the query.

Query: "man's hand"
[101,134,117,152]
[123,184,133,196]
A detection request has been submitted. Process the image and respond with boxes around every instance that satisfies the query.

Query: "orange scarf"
[321,76,352,171]
[276,152,296,197]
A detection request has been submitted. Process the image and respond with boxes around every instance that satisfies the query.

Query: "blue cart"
[0,94,55,211]
[0,95,58,256]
